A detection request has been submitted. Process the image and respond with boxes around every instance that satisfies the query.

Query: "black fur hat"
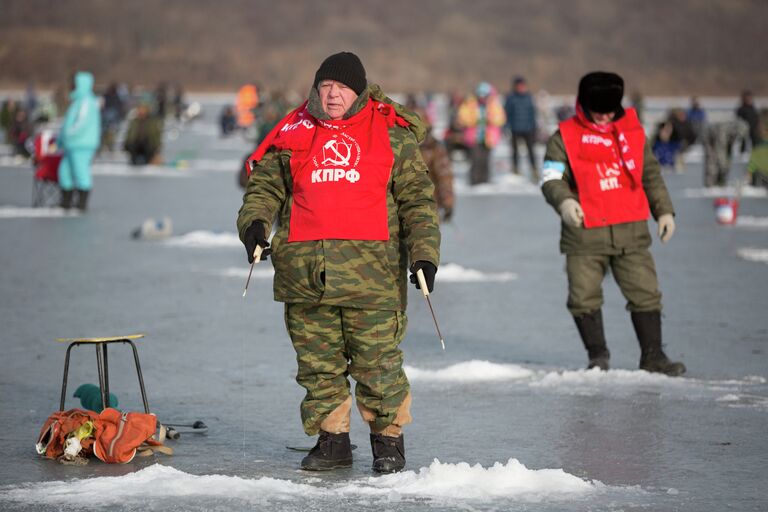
[578,71,624,113]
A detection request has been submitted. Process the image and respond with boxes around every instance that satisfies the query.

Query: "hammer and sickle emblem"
[596,162,621,179]
[322,139,353,167]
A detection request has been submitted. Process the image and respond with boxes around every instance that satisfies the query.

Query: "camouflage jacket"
[237,84,440,310]
[541,130,674,255]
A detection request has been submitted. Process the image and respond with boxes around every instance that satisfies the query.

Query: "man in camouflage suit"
[237,52,440,473]
[703,119,750,187]
[541,71,685,376]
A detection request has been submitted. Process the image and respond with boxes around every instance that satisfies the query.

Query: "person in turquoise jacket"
[58,71,101,211]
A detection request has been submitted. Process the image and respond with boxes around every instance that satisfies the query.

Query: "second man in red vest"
[541,71,685,376]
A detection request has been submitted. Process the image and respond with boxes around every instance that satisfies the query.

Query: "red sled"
[31,131,63,207]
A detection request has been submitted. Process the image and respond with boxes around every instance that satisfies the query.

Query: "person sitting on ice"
[219,105,237,137]
[651,120,679,170]
[237,52,440,473]
[123,103,163,166]
[540,71,686,376]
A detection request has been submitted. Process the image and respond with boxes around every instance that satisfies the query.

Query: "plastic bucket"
[713,197,739,225]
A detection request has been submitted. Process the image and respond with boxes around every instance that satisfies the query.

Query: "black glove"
[243,221,271,263]
[441,207,454,223]
[409,261,437,293]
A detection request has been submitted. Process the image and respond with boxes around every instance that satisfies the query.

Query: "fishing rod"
[242,245,264,297]
[416,268,445,350]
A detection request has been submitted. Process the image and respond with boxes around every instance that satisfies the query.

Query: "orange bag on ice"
[92,408,158,464]
[36,409,99,459]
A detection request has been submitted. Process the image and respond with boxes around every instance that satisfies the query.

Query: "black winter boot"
[573,310,611,370]
[631,311,686,376]
[370,433,405,473]
[75,190,90,211]
[60,190,73,210]
[77,190,88,212]
[300,431,353,471]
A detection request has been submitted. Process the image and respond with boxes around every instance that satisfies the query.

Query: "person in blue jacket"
[58,71,101,211]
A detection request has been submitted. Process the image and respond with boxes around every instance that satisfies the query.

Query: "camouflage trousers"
[703,142,734,187]
[566,249,662,316]
[284,303,411,436]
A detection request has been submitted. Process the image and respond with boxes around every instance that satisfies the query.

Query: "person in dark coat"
[9,107,32,157]
[687,96,707,143]
[736,90,761,148]
[504,76,538,182]
[100,83,125,153]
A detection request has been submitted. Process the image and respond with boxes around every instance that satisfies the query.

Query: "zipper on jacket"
[108,413,128,457]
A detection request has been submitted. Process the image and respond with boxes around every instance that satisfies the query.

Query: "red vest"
[560,108,650,228]
[248,100,408,242]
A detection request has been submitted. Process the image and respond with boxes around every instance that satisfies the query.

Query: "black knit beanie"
[313,52,367,95]
[578,71,624,114]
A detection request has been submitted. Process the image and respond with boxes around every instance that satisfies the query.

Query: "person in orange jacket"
[236,83,259,129]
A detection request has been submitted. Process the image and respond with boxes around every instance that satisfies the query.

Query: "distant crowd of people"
[441,81,767,190]
[3,73,766,217]
[648,90,767,187]
[1,75,199,211]
[414,80,765,193]
[1,79,190,164]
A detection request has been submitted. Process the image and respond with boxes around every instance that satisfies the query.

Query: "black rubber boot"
[300,431,353,471]
[75,190,89,211]
[631,311,686,376]
[573,310,611,370]
[60,190,73,210]
[370,433,405,473]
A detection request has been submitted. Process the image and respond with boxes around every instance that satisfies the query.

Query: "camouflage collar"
[307,86,370,121]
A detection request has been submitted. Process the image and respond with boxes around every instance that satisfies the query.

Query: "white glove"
[657,213,675,243]
[559,198,584,228]
[63,437,82,459]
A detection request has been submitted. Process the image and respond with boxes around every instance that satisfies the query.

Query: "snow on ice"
[188,158,243,172]
[91,162,189,177]
[90,157,241,176]
[211,260,516,283]
[737,247,768,264]
[454,173,541,196]
[714,392,768,410]
[0,465,315,507]
[336,458,606,500]
[164,230,242,248]
[683,185,768,198]
[0,206,80,218]
[405,360,535,382]
[735,216,768,228]
[215,266,274,279]
[0,459,624,507]
[437,263,517,282]
[405,360,767,409]
[0,155,28,168]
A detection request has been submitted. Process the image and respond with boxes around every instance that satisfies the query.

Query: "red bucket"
[713,197,739,225]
